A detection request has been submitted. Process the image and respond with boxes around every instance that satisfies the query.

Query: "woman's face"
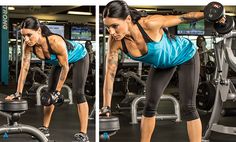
[103,17,130,40]
[21,28,41,46]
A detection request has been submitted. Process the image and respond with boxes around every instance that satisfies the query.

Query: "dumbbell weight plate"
[205,61,216,74]
[204,1,224,22]
[0,99,28,112]
[196,81,216,111]
[54,95,64,106]
[213,15,235,34]
[100,116,120,132]
[41,93,52,106]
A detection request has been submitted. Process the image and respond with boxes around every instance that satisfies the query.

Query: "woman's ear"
[37,28,42,35]
[125,15,132,23]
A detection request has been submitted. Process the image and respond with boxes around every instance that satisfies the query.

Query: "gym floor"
[104,114,236,142]
[0,84,95,142]
[1,84,236,142]
[100,87,236,142]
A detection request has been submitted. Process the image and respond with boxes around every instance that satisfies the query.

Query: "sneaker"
[38,126,50,137]
[32,126,50,139]
[74,132,89,142]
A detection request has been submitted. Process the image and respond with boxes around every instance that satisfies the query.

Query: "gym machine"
[202,2,236,141]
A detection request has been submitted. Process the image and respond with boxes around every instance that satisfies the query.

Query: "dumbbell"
[41,91,64,106]
[204,1,235,34]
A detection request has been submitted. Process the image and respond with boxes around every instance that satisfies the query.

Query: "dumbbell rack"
[202,30,236,142]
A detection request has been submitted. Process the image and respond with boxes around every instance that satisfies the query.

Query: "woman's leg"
[178,52,202,142]
[43,105,55,128]
[43,66,61,128]
[72,54,90,134]
[187,119,202,142]
[141,67,176,142]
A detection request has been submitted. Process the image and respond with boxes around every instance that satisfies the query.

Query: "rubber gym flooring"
[1,84,236,142]
[100,88,236,142]
[0,84,95,142]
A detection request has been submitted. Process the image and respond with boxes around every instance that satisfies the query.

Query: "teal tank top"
[122,22,197,68]
[43,36,87,65]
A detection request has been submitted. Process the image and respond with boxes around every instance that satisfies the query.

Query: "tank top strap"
[45,36,55,54]
[121,39,128,54]
[32,46,36,55]
[136,22,154,43]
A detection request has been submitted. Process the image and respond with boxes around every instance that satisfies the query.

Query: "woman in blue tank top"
[100,1,204,142]
[5,17,90,142]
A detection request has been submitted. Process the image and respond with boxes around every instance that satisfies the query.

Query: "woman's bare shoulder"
[108,35,122,51]
[141,15,164,30]
[48,34,64,44]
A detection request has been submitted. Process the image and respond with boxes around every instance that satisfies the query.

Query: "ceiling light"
[46,20,56,23]
[225,12,236,16]
[136,8,157,12]
[67,11,92,16]
[39,20,56,23]
[8,7,15,10]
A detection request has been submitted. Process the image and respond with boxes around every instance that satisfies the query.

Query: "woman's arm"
[178,12,204,24]
[50,36,70,92]
[146,12,204,29]
[103,36,120,107]
[16,43,32,94]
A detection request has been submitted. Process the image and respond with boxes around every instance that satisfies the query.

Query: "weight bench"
[130,95,181,124]
[0,99,48,142]
[100,116,120,140]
